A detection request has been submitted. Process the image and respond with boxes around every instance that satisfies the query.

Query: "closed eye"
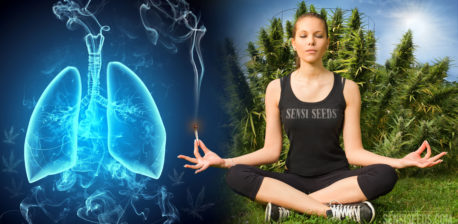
[299,35,324,38]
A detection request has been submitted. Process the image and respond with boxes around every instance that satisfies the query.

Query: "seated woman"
[178,12,447,223]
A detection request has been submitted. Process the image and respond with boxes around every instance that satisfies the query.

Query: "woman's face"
[291,17,329,65]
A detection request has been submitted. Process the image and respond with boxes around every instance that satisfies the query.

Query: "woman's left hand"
[398,140,448,168]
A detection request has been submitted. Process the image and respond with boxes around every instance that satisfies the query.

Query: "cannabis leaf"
[168,168,184,186]
[182,186,214,220]
[4,178,24,198]
[3,126,20,145]
[2,151,22,174]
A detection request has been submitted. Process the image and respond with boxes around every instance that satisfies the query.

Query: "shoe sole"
[265,202,272,223]
[363,201,376,223]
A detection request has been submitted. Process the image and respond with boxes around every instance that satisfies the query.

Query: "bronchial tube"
[84,34,104,98]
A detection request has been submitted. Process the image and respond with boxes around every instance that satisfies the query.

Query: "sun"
[401,11,431,42]
[391,1,446,50]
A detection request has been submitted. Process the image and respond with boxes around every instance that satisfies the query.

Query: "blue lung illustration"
[25,34,166,183]
[107,62,166,179]
[24,67,82,183]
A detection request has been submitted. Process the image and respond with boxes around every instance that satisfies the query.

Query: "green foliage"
[309,4,317,14]
[295,1,307,21]
[221,1,457,176]
[319,8,327,21]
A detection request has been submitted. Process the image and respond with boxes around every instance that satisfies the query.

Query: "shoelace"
[329,201,361,222]
[278,206,290,219]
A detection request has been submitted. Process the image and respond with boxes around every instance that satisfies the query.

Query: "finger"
[428,151,447,162]
[423,140,431,159]
[195,164,209,174]
[427,159,443,167]
[198,139,210,154]
[415,141,426,155]
[194,140,203,159]
[184,163,203,170]
[177,155,197,163]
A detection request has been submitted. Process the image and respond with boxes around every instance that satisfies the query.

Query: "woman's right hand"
[178,139,227,174]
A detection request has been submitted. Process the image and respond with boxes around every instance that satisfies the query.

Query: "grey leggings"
[225,164,398,201]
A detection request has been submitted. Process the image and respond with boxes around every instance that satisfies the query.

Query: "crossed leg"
[308,176,367,204]
[255,175,366,217]
[228,164,397,218]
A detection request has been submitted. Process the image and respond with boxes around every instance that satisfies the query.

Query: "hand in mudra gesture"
[399,140,448,168]
[178,139,226,174]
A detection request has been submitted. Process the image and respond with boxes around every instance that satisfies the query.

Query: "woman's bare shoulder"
[266,79,282,107]
[342,78,361,105]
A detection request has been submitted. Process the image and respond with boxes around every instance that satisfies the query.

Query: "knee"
[225,164,263,200]
[358,164,399,200]
[373,164,398,191]
[225,164,252,190]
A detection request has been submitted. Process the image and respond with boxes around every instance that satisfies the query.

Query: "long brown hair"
[292,12,329,68]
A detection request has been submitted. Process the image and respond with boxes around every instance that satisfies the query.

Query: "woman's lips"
[306,50,317,53]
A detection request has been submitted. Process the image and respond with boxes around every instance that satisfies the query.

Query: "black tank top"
[279,72,349,177]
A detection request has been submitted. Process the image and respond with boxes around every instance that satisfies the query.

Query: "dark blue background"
[0,0,233,223]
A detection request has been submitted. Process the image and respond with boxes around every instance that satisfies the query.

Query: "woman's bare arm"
[341,80,401,167]
[342,79,446,169]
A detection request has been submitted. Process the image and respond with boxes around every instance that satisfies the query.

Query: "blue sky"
[219,0,458,81]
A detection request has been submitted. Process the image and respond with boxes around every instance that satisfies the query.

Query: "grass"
[223,173,457,224]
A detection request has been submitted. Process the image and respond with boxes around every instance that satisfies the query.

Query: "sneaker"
[327,201,375,223]
[265,202,291,223]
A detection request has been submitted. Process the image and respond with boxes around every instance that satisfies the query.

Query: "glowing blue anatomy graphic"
[107,62,165,179]
[25,33,166,183]
[24,68,81,183]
